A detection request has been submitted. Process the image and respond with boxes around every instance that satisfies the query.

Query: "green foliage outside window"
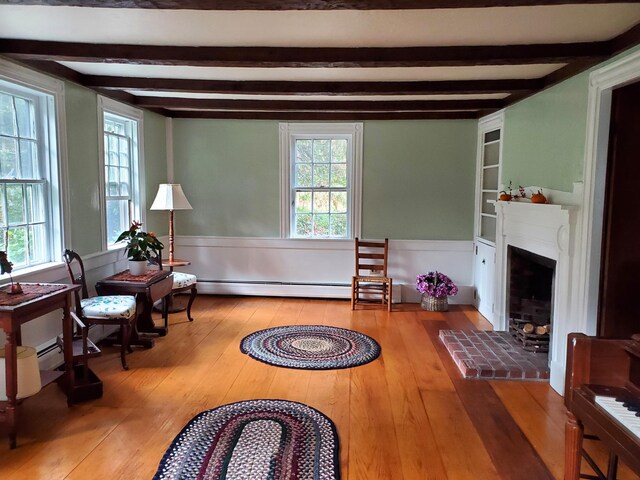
[292,138,349,238]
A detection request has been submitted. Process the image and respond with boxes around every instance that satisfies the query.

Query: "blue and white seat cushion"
[80,295,137,319]
[173,272,197,289]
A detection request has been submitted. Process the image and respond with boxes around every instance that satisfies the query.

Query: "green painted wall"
[173,119,477,240]
[502,73,590,192]
[173,120,281,237]
[143,111,168,236]
[362,120,477,240]
[65,82,102,255]
[502,46,640,192]
[64,82,167,254]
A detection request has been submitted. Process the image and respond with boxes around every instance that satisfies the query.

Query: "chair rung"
[354,276,390,283]
[356,283,387,292]
[358,253,385,259]
[358,264,384,270]
[357,241,385,247]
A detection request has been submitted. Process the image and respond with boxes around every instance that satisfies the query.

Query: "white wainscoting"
[172,236,474,304]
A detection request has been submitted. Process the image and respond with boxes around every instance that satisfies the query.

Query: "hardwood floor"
[0,296,635,479]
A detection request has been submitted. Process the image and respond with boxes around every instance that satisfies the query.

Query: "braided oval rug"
[153,399,339,480]
[240,325,381,370]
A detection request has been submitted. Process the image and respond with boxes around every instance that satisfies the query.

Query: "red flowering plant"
[116,221,164,261]
[416,271,458,298]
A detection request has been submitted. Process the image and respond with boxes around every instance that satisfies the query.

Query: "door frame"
[575,49,640,337]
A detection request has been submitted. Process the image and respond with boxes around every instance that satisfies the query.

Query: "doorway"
[598,79,640,338]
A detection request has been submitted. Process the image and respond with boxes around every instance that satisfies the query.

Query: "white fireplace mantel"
[494,200,579,393]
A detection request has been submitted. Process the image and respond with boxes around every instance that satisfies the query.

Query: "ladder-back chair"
[63,249,140,370]
[351,238,393,311]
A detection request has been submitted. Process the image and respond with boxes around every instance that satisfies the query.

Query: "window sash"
[101,106,141,248]
[280,123,362,239]
[0,83,53,269]
[289,134,353,239]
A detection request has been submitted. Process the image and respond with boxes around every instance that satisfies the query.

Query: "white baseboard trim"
[198,281,354,299]
[549,359,566,395]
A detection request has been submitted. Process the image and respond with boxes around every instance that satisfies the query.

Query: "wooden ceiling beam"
[0,39,608,67]
[85,76,540,95]
[135,97,503,110]
[166,110,481,120]
[2,0,637,9]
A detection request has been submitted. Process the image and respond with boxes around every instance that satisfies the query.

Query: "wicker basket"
[421,294,448,312]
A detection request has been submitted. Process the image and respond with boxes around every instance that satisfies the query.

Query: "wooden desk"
[0,283,80,448]
[95,270,173,346]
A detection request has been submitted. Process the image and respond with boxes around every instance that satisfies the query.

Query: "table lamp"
[150,184,192,263]
[0,346,41,401]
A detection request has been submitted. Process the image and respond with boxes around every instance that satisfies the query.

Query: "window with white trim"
[98,98,143,248]
[0,66,64,270]
[280,123,362,239]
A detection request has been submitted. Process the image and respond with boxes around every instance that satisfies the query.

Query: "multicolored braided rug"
[240,325,381,370]
[153,399,340,480]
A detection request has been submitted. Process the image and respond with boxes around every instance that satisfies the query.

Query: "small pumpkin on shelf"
[498,191,512,201]
[531,189,547,204]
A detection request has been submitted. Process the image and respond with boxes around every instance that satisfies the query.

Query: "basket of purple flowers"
[416,271,458,311]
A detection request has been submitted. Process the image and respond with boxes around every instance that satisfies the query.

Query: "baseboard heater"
[195,279,402,303]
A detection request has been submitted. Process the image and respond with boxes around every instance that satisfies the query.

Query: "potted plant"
[116,221,164,275]
[416,271,458,311]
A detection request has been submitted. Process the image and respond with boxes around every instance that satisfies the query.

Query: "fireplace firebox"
[507,246,556,354]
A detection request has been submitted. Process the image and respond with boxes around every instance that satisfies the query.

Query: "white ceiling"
[60,63,565,82]
[1,5,639,47]
[1,3,639,119]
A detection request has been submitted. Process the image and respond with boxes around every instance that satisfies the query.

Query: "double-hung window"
[280,123,362,239]
[98,97,143,248]
[0,62,64,270]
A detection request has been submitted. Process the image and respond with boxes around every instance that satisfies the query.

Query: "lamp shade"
[150,184,192,211]
[0,346,41,400]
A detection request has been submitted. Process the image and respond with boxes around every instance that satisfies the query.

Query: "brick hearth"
[438,330,550,381]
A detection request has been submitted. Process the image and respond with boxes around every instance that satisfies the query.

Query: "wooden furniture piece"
[0,283,80,448]
[64,250,140,370]
[57,312,103,403]
[95,270,172,348]
[564,332,640,479]
[350,238,392,312]
[157,257,197,322]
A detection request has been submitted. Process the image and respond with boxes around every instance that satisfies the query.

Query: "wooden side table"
[162,259,191,271]
[0,283,80,448]
[95,270,173,347]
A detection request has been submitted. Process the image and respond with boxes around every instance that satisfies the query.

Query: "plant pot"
[421,294,448,312]
[128,260,147,276]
